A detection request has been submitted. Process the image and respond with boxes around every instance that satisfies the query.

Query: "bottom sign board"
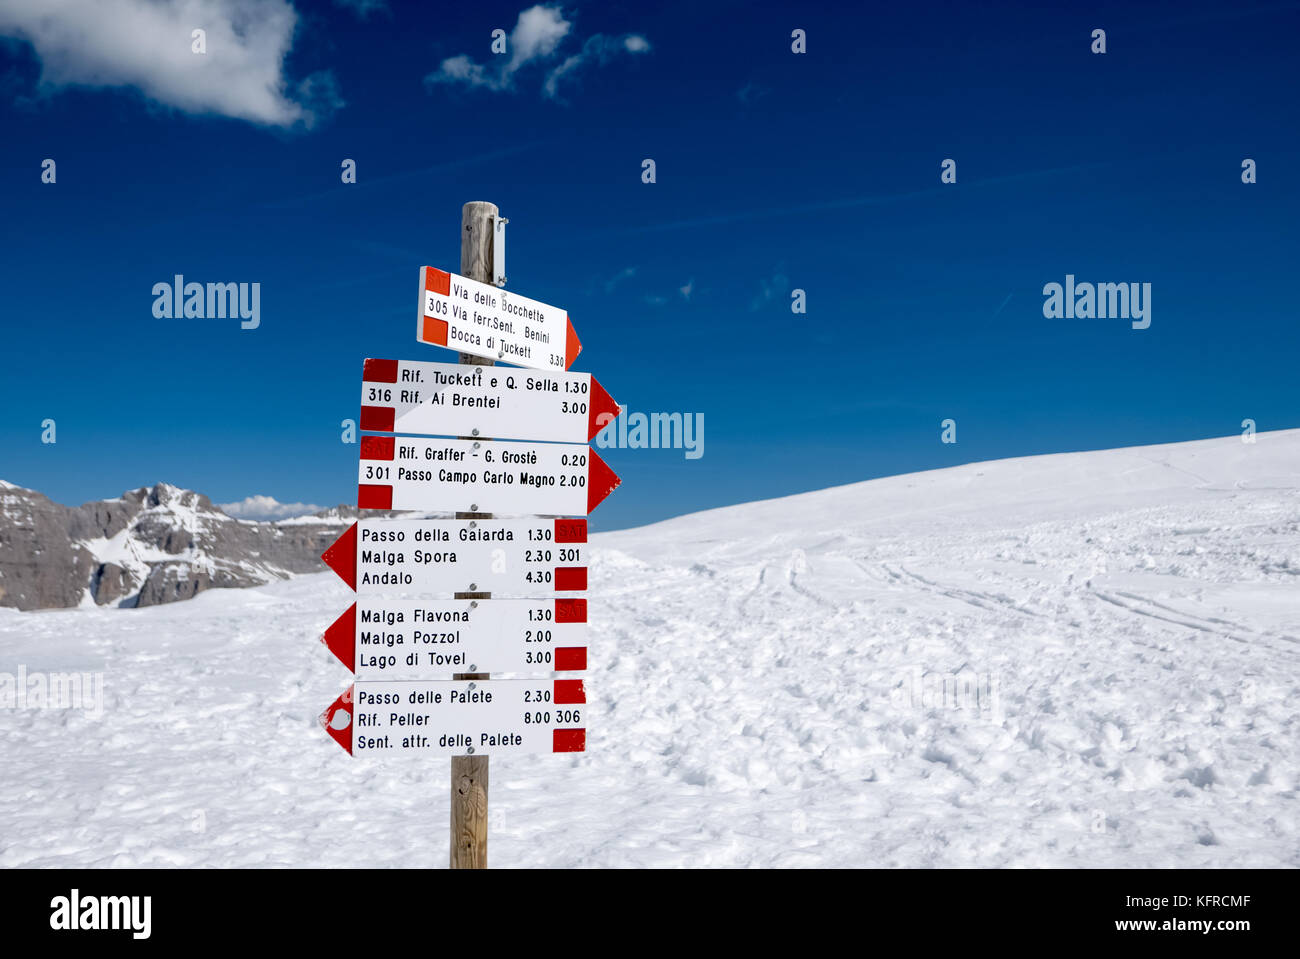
[323,597,588,678]
[320,679,586,757]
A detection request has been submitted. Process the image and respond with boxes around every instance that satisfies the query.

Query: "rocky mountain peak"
[0,480,355,611]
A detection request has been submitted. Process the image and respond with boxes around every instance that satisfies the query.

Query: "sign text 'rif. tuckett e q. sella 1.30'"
[360,357,620,445]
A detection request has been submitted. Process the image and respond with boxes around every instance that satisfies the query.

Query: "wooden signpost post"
[317,201,621,870]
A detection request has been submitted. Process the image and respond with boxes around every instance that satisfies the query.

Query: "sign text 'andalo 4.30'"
[360,357,620,444]
[320,679,587,756]
[417,266,581,372]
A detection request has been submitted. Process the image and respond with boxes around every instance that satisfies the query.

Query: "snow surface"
[1,431,1297,867]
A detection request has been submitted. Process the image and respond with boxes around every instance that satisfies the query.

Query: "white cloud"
[218,495,323,521]
[427,4,648,99]
[679,278,694,300]
[427,4,569,93]
[542,32,650,99]
[511,3,571,64]
[0,0,337,127]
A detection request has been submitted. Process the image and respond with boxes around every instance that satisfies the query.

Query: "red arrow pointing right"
[586,376,622,442]
[587,448,621,513]
[322,522,358,590]
[565,315,582,369]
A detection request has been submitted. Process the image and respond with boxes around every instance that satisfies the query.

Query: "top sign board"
[418,266,580,372]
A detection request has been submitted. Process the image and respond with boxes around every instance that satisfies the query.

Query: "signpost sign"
[322,517,589,595]
[320,202,622,867]
[417,266,581,372]
[321,679,587,757]
[360,357,620,444]
[323,597,588,679]
[357,435,620,515]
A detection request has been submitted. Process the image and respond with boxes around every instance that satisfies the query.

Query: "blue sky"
[1,0,1297,531]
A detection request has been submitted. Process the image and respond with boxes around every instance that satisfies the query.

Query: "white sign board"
[325,597,588,678]
[322,679,588,756]
[359,357,620,444]
[417,266,580,372]
[322,517,589,596]
[357,435,619,515]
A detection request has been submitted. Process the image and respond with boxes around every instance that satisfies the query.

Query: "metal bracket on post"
[492,216,508,287]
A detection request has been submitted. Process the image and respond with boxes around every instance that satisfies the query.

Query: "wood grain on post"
[450,200,497,869]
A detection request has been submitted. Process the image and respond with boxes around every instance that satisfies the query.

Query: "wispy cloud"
[427,4,649,100]
[334,0,388,19]
[737,81,769,106]
[603,266,637,293]
[0,0,339,128]
[750,271,789,312]
[679,278,695,301]
[218,495,323,521]
[542,32,651,99]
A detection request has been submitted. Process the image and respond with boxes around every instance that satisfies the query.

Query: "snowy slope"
[1,431,1297,867]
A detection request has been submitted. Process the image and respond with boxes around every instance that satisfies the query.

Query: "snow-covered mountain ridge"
[0,482,358,609]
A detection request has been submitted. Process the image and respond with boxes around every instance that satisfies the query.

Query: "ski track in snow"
[1,432,1298,867]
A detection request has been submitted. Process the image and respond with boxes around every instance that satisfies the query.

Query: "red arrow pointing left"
[322,602,355,669]
[322,523,358,590]
[319,685,354,754]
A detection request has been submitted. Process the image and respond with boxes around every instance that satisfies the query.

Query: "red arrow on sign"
[586,377,620,442]
[321,522,357,590]
[319,685,354,755]
[322,601,356,667]
[585,447,621,514]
